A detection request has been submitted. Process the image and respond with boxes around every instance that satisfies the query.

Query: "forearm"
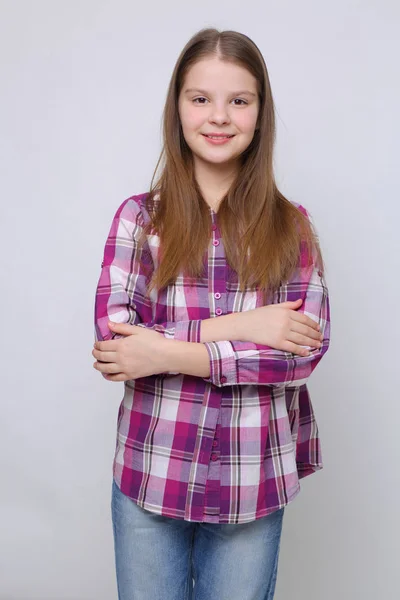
[163,340,211,378]
[142,313,245,380]
[129,311,245,345]
[199,312,243,342]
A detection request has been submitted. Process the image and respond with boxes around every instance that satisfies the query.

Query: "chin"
[201,154,236,165]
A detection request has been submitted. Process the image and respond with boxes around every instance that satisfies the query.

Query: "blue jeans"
[111,479,285,600]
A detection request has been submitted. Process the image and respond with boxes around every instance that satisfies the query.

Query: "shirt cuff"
[136,320,202,342]
[202,341,237,386]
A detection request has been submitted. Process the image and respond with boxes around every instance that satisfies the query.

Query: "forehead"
[182,57,258,93]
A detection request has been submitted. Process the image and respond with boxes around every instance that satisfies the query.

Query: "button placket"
[210,215,226,318]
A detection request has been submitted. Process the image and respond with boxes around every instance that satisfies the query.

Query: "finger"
[281,341,311,357]
[287,331,322,349]
[289,322,323,341]
[94,339,120,351]
[279,298,302,305]
[93,361,121,374]
[290,311,321,331]
[93,349,118,361]
[269,299,302,309]
[103,372,127,382]
[108,322,137,334]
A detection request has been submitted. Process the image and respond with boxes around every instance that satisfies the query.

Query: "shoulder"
[289,199,310,219]
[111,192,151,227]
[286,200,322,266]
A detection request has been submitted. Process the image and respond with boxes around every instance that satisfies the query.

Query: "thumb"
[108,321,136,333]
[278,298,303,306]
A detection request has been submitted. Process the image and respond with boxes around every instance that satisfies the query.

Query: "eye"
[192,97,248,105]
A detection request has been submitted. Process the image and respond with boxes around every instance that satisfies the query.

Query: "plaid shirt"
[94,192,331,524]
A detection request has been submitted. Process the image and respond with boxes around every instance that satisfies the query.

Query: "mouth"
[202,134,235,140]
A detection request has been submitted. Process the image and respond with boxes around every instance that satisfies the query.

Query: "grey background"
[1,1,399,598]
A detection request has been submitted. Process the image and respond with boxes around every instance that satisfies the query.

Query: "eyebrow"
[184,88,257,98]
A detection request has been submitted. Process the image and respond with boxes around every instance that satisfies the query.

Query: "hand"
[237,298,323,356]
[92,322,169,382]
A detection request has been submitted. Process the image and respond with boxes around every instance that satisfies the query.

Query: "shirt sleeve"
[93,195,202,345]
[201,207,331,388]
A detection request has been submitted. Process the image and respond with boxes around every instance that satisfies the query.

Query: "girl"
[92,27,330,600]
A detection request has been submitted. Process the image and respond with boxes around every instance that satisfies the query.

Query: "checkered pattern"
[94,192,331,524]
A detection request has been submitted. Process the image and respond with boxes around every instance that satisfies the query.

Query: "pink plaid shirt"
[94,192,331,524]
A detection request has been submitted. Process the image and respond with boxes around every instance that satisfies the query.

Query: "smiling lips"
[203,133,234,138]
[202,133,235,145]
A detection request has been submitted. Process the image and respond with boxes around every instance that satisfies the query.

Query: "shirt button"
[318,270,323,277]
[215,308,223,316]
[212,239,220,246]
[212,440,218,448]
[211,224,217,231]
[211,453,218,461]
[220,375,227,383]
[214,292,221,299]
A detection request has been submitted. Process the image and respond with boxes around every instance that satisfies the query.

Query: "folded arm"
[200,207,331,387]
[94,198,330,388]
[201,270,330,387]
[94,196,244,346]
[162,263,330,387]
[94,196,201,343]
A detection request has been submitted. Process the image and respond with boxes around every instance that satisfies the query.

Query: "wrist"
[163,339,210,378]
[200,312,244,343]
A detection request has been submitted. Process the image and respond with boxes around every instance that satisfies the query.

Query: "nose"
[208,103,231,125]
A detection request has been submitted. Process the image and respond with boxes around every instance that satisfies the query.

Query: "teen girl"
[92,27,331,600]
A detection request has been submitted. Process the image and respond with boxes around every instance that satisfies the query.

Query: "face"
[178,57,260,172]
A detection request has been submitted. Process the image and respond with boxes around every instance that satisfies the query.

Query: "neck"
[193,157,239,212]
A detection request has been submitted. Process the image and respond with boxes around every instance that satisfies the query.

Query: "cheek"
[235,108,259,133]
[181,107,204,131]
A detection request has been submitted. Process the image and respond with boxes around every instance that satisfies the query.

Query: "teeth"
[206,135,230,139]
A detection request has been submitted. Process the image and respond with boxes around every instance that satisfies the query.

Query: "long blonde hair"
[138,27,323,298]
